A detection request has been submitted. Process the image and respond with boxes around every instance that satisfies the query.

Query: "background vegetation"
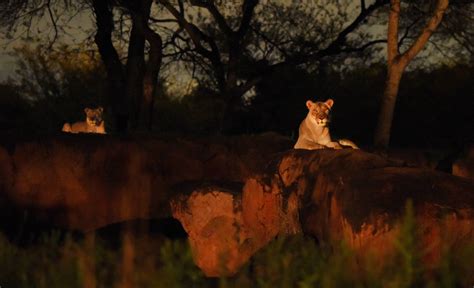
[1,44,472,149]
[0,0,473,148]
[0,202,473,287]
[0,1,472,286]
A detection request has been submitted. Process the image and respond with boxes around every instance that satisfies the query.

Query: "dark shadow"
[0,202,82,247]
[93,218,188,249]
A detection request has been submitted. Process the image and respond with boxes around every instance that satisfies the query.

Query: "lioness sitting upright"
[62,107,106,134]
[294,99,358,150]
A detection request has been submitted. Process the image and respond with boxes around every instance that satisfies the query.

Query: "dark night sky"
[0,1,462,82]
[0,9,93,81]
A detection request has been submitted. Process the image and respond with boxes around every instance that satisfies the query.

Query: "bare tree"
[374,0,449,149]
[0,0,88,48]
[92,0,163,131]
[159,0,390,132]
[0,0,164,132]
[158,0,259,131]
[435,1,474,64]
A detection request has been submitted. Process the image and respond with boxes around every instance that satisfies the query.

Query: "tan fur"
[294,99,358,150]
[62,107,106,134]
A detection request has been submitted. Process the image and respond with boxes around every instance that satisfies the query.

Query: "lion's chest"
[86,123,105,133]
[303,116,330,143]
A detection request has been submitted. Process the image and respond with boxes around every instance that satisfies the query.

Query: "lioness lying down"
[62,107,106,134]
[294,99,358,150]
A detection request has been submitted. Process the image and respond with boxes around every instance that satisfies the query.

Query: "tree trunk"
[220,89,242,134]
[126,0,162,131]
[219,38,243,133]
[126,13,146,130]
[374,61,405,149]
[93,0,162,133]
[374,0,449,150]
[92,0,128,133]
[142,19,162,131]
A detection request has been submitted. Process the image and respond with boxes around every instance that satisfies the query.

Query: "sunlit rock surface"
[169,148,474,276]
[170,178,301,276]
[0,133,292,231]
[278,149,474,268]
[0,134,473,277]
[453,145,474,179]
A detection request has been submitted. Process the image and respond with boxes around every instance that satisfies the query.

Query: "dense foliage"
[0,201,473,287]
[1,46,472,148]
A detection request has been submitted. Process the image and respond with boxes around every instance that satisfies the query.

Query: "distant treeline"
[0,55,472,149]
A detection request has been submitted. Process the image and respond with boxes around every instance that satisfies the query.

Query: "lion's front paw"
[326,142,343,149]
[338,139,359,149]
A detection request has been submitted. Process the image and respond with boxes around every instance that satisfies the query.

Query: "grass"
[0,201,473,287]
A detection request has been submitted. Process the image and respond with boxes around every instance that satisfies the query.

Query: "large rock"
[1,134,473,278]
[453,144,474,179]
[0,133,292,231]
[170,183,249,277]
[170,178,301,276]
[387,148,441,169]
[276,149,474,267]
[171,149,474,276]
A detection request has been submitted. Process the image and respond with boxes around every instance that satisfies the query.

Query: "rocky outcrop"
[170,178,301,276]
[0,133,292,231]
[171,149,474,276]
[453,145,474,179]
[1,135,473,277]
[278,150,474,265]
[387,148,441,169]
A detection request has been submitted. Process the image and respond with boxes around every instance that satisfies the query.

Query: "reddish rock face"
[387,148,440,169]
[170,187,249,277]
[0,133,292,231]
[1,135,474,278]
[453,159,474,179]
[170,178,301,276]
[453,144,474,179]
[276,149,474,270]
[169,148,474,276]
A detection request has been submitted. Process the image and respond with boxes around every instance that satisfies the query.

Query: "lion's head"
[306,99,334,127]
[85,107,104,127]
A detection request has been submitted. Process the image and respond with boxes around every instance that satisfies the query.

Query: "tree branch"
[159,0,226,91]
[398,16,422,50]
[360,0,366,12]
[387,0,401,65]
[325,0,389,54]
[341,39,387,53]
[46,0,58,49]
[189,0,234,37]
[401,0,449,64]
[149,16,178,23]
[238,0,259,37]
[272,0,389,67]
[159,0,212,57]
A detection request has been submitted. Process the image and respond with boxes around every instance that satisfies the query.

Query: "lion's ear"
[306,100,315,110]
[84,108,90,114]
[325,99,334,109]
[98,106,103,113]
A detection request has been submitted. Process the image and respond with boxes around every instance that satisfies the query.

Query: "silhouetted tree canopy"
[0,0,472,143]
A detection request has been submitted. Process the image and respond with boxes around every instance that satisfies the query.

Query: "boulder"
[387,148,441,169]
[453,144,474,179]
[275,149,474,268]
[1,134,474,278]
[170,183,249,276]
[169,176,304,276]
[0,133,292,231]
[166,149,474,276]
